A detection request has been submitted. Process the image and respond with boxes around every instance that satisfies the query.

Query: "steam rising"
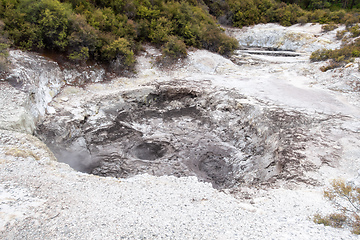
[55,150,97,173]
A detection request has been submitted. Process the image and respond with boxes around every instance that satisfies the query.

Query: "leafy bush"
[274,3,304,26]
[101,37,135,67]
[349,24,360,37]
[313,213,347,228]
[344,12,360,27]
[336,29,348,40]
[161,35,187,60]
[0,20,10,72]
[148,17,173,44]
[0,0,239,73]
[309,9,331,23]
[208,0,360,29]
[313,179,360,235]
[310,37,360,71]
[321,23,338,32]
[68,46,89,61]
[199,25,239,56]
[319,60,343,72]
[0,42,8,72]
[310,49,331,62]
[282,0,360,10]
[297,15,308,25]
[68,14,98,61]
[20,0,72,50]
[2,0,360,73]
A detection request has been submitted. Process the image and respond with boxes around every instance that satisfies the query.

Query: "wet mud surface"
[35,81,334,189]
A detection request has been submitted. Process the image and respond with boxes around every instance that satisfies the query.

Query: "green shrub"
[4,0,360,75]
[68,46,89,61]
[276,3,304,26]
[297,15,308,25]
[313,179,360,235]
[199,25,239,56]
[344,13,360,28]
[225,0,360,27]
[161,35,187,60]
[319,60,343,72]
[0,21,10,72]
[68,14,98,61]
[329,9,346,23]
[310,37,360,70]
[0,0,241,74]
[21,0,72,50]
[203,0,230,18]
[101,37,135,67]
[321,23,338,32]
[313,213,347,228]
[349,24,360,38]
[352,49,360,57]
[228,0,305,27]
[148,17,173,44]
[336,29,348,40]
[310,49,331,62]
[312,9,330,23]
[229,0,275,27]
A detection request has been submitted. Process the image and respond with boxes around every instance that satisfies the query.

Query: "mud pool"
[35,80,325,189]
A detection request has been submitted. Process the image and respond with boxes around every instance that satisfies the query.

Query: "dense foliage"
[281,0,360,10]
[1,0,360,72]
[205,0,360,71]
[204,0,360,27]
[0,0,238,71]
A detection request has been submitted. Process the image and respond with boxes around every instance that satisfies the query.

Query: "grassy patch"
[5,147,40,161]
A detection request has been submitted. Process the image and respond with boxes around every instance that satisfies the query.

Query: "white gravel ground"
[0,130,357,239]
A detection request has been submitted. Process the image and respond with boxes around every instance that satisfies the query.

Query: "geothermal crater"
[35,81,316,189]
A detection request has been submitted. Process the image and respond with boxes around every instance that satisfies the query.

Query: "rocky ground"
[0,23,360,239]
